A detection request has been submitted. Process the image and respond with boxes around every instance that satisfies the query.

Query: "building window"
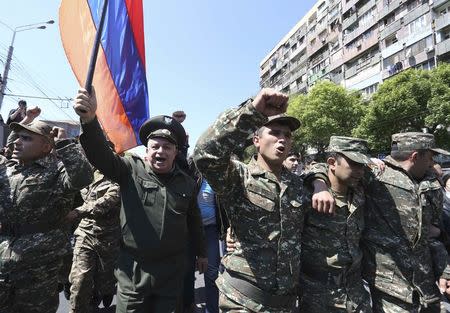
[362,83,378,96]
[408,15,427,34]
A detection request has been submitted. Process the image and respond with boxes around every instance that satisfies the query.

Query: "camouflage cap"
[139,115,186,147]
[10,120,53,140]
[265,114,301,131]
[326,136,371,164]
[391,132,450,155]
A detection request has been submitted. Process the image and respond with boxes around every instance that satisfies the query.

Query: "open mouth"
[276,146,285,154]
[155,156,166,162]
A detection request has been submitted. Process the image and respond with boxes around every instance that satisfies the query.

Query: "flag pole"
[85,0,109,94]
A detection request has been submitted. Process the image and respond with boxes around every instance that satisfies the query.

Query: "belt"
[302,267,347,286]
[0,221,58,237]
[222,271,296,309]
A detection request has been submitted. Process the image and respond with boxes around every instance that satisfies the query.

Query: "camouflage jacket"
[194,102,308,295]
[310,157,446,304]
[0,140,93,270]
[74,169,120,242]
[301,185,365,281]
[362,156,444,304]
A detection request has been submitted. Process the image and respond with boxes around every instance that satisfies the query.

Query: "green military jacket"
[80,118,206,261]
[194,102,308,297]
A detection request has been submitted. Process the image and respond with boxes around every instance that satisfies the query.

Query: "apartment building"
[259,0,450,97]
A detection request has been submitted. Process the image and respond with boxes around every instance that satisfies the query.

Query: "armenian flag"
[59,0,149,152]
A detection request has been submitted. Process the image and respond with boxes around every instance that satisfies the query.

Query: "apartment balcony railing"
[288,42,306,61]
[403,3,430,25]
[380,18,402,40]
[330,71,344,84]
[343,15,378,44]
[436,37,450,56]
[290,66,308,82]
[343,0,362,14]
[358,0,377,17]
[379,0,402,19]
[291,81,308,94]
[433,0,448,9]
[435,12,450,30]
[343,13,358,30]
[345,52,380,78]
[307,38,328,57]
[310,49,330,67]
[343,31,379,62]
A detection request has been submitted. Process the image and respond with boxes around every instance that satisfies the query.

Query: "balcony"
[343,31,379,62]
[433,0,449,9]
[289,42,307,61]
[344,16,378,44]
[343,13,358,30]
[403,3,430,25]
[358,0,377,17]
[343,0,362,14]
[291,81,308,94]
[330,71,344,84]
[435,12,450,31]
[436,37,450,56]
[307,38,328,57]
[379,0,402,19]
[345,53,380,78]
[380,19,402,40]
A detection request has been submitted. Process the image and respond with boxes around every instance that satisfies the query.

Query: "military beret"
[326,136,371,164]
[139,115,186,147]
[391,132,450,155]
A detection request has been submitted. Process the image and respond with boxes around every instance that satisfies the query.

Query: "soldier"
[194,88,331,313]
[300,136,372,313]
[68,166,121,313]
[313,132,450,312]
[0,120,93,313]
[283,150,301,174]
[73,87,207,313]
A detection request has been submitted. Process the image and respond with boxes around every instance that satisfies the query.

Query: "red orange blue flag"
[59,0,149,152]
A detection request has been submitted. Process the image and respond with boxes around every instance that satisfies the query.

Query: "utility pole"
[0,20,54,110]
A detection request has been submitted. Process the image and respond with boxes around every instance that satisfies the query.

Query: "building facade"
[259,0,450,97]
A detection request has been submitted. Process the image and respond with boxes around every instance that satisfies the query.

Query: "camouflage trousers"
[371,289,440,313]
[299,275,372,313]
[219,292,293,313]
[217,274,295,313]
[0,258,61,313]
[69,235,119,313]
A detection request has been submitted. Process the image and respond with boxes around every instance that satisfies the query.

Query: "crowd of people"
[0,86,450,313]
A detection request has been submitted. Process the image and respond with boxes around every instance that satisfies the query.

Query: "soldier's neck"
[328,171,348,195]
[256,154,282,179]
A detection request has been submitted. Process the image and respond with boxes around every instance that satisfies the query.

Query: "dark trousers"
[115,249,184,313]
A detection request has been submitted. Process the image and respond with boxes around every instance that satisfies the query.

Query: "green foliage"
[287,80,365,152]
[353,63,450,152]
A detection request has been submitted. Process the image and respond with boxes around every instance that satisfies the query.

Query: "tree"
[353,63,450,152]
[287,80,365,152]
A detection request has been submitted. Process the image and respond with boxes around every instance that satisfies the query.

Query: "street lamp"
[0,20,54,110]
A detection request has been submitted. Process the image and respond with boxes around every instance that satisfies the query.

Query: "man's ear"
[327,156,336,168]
[410,151,419,163]
[253,135,260,148]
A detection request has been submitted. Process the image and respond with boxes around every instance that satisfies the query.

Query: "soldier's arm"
[55,140,93,190]
[75,181,120,218]
[193,101,267,194]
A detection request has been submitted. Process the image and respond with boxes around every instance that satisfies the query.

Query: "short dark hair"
[287,150,300,158]
[391,149,428,161]
[18,100,27,106]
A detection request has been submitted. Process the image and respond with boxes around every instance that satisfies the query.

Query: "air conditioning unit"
[425,46,434,53]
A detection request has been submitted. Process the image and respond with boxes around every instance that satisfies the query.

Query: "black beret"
[139,115,186,147]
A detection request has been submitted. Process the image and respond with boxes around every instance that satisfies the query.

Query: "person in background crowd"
[73,87,207,313]
[172,110,189,171]
[6,99,27,125]
[68,147,121,313]
[0,119,93,313]
[283,150,302,174]
[441,173,450,238]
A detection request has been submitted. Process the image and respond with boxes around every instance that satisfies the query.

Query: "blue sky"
[0,0,316,151]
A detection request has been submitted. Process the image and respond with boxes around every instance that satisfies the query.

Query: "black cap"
[139,115,187,147]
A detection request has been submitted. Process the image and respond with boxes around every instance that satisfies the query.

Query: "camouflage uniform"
[0,127,93,313]
[194,101,307,312]
[69,169,121,313]
[313,133,448,312]
[300,136,372,313]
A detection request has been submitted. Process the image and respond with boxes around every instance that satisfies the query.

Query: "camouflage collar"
[248,155,289,182]
[8,153,56,169]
